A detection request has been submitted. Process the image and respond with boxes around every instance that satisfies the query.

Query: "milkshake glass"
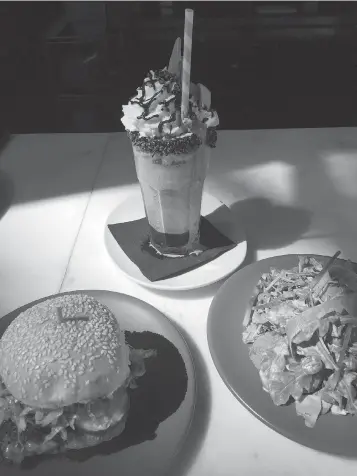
[132,138,209,256]
[122,68,218,257]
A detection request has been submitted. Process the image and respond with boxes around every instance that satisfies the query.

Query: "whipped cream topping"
[121,68,219,139]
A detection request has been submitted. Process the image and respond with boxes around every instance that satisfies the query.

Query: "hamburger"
[0,293,152,464]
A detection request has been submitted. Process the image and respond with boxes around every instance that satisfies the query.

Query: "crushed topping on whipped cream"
[121,68,219,142]
[129,131,202,156]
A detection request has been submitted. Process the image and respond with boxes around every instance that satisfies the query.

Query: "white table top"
[1,129,357,475]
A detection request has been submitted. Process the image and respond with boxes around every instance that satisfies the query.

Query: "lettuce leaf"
[265,302,298,327]
[321,399,332,415]
[295,394,322,427]
[43,426,63,444]
[37,409,63,427]
[331,405,348,415]
[252,310,270,325]
[249,333,288,370]
[129,347,157,389]
[242,324,262,345]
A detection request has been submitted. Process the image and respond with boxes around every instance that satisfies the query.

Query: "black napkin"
[108,216,237,282]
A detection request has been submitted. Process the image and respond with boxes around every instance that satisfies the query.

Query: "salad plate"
[0,290,195,475]
[207,254,357,457]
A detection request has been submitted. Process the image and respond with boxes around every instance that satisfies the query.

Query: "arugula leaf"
[286,297,356,348]
[269,371,306,405]
[309,251,341,301]
[267,367,322,406]
[264,363,322,406]
[316,338,339,370]
[337,372,357,401]
[330,265,357,292]
[321,386,343,406]
[343,354,357,371]
[311,271,332,302]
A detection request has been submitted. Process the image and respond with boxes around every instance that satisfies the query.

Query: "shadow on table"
[168,326,212,476]
[0,170,14,221]
[229,196,312,254]
[0,133,138,206]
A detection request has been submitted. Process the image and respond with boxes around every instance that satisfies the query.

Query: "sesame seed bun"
[0,294,131,410]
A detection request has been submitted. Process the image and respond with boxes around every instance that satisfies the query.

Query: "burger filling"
[0,379,128,464]
[0,348,155,464]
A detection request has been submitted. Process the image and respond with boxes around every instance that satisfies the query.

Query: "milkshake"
[121,68,219,256]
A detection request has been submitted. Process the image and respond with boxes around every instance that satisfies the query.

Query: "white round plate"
[0,290,195,476]
[104,188,247,291]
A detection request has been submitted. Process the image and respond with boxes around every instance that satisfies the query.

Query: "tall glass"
[132,142,209,256]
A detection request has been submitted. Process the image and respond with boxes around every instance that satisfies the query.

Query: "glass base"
[148,233,202,258]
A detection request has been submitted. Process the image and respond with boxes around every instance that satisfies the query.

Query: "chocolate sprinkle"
[128,131,202,156]
[207,127,218,148]
[154,68,176,83]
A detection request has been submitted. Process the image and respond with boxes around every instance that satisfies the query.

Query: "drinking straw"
[181,9,194,120]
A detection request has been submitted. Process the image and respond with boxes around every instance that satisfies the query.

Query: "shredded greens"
[243,254,357,428]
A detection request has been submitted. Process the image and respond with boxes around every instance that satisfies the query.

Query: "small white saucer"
[104,188,247,291]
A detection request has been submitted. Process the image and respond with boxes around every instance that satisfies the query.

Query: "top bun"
[0,294,130,409]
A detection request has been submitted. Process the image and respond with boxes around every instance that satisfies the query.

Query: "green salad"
[242,253,357,428]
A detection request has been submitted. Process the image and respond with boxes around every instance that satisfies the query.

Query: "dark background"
[1,1,357,135]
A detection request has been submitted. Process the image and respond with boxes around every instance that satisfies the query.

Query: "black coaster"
[108,216,237,282]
